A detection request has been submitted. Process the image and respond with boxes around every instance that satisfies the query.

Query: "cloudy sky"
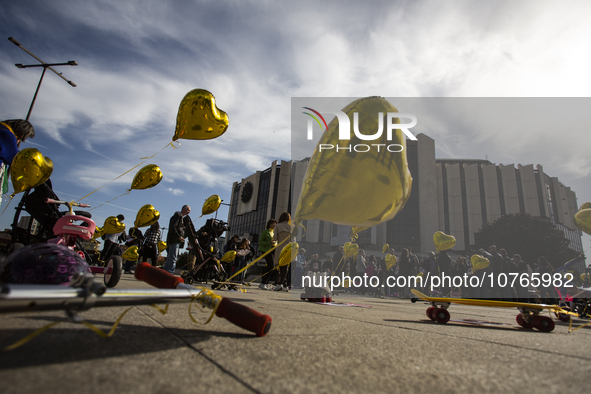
[0,0,590,254]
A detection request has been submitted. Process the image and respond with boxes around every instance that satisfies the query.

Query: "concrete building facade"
[227,134,583,258]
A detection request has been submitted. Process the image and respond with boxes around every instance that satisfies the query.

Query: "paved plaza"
[1,274,589,393]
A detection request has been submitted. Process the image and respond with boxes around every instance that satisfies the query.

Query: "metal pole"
[25,66,47,121]
[8,37,77,120]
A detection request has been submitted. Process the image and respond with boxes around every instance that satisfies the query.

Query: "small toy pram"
[300,270,333,302]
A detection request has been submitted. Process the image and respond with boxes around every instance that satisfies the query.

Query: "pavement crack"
[134,306,262,394]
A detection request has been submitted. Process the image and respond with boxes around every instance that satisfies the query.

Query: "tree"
[474,213,580,269]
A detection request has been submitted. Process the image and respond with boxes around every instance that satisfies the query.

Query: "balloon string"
[223,237,290,284]
[187,290,223,325]
[88,190,131,212]
[77,142,176,203]
[0,307,132,352]
[0,195,14,217]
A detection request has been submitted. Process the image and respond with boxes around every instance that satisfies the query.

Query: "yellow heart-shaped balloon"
[104,216,126,234]
[294,96,412,230]
[574,208,591,235]
[382,243,390,254]
[10,148,53,195]
[130,164,163,190]
[122,246,139,261]
[221,250,237,262]
[173,89,229,141]
[433,231,456,252]
[92,226,105,239]
[385,254,397,270]
[343,242,359,259]
[202,195,222,217]
[157,241,167,254]
[470,254,490,271]
[278,242,299,267]
[134,204,160,228]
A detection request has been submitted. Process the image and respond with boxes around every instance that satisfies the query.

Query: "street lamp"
[8,37,78,120]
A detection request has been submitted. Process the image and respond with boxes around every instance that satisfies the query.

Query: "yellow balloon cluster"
[157,241,167,254]
[433,231,456,252]
[470,254,490,271]
[294,96,412,231]
[202,195,222,216]
[130,165,163,190]
[221,250,237,262]
[385,254,397,270]
[278,242,299,267]
[10,148,53,195]
[122,246,139,261]
[104,216,126,234]
[574,203,591,235]
[134,204,160,228]
[173,89,229,141]
[343,242,359,259]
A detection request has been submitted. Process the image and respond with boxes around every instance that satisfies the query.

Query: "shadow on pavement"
[0,317,254,370]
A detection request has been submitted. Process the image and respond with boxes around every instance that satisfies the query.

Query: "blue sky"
[1,0,590,255]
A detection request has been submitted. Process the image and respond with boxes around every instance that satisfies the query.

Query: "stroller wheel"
[184,276,194,285]
[103,255,122,288]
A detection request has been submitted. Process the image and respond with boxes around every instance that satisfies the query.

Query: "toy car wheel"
[426,307,435,320]
[516,313,534,329]
[103,255,122,288]
[554,311,570,322]
[433,308,450,324]
[536,316,555,333]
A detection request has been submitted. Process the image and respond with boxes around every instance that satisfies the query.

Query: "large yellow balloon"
[574,207,591,235]
[343,242,359,259]
[221,250,237,262]
[278,242,299,267]
[470,254,490,271]
[135,204,160,228]
[433,231,456,252]
[130,164,163,190]
[202,195,222,216]
[104,216,126,234]
[10,148,53,195]
[385,254,397,270]
[157,241,167,254]
[172,89,229,141]
[122,246,139,261]
[580,202,591,210]
[382,243,390,254]
[294,96,412,231]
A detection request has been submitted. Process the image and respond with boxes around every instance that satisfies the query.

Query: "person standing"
[235,238,253,283]
[332,246,344,275]
[258,219,277,290]
[123,227,144,274]
[163,205,190,274]
[273,211,292,291]
[356,249,367,293]
[141,222,161,266]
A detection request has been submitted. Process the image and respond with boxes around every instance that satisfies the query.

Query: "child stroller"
[180,217,229,287]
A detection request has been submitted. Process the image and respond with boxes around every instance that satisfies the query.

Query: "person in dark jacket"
[163,205,190,274]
